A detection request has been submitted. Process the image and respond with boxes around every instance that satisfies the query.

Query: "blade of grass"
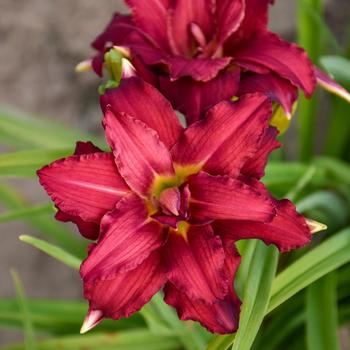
[11,270,36,350]
[297,0,324,161]
[0,329,180,350]
[306,272,340,350]
[19,235,81,270]
[268,227,350,313]
[0,204,54,223]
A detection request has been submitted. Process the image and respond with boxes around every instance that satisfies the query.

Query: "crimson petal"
[163,225,227,303]
[103,108,174,196]
[172,94,272,177]
[164,239,241,334]
[81,194,164,282]
[101,77,183,149]
[160,70,240,124]
[83,251,166,320]
[38,152,129,223]
[233,32,316,97]
[238,73,298,116]
[188,172,275,222]
[214,199,312,252]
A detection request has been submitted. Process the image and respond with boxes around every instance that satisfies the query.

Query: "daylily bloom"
[38,77,312,334]
[88,0,350,125]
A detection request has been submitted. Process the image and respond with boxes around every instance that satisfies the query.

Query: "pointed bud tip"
[306,218,327,234]
[122,58,137,78]
[80,309,103,334]
[75,59,92,73]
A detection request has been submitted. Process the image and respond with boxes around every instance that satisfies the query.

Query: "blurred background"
[0,0,350,347]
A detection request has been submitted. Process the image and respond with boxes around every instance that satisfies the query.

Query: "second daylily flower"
[38,77,312,334]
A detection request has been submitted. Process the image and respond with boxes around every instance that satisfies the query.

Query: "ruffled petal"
[168,0,214,56]
[125,0,170,51]
[241,126,281,179]
[238,73,298,117]
[37,152,129,223]
[188,172,275,222]
[233,32,316,97]
[167,56,231,82]
[55,210,99,241]
[163,225,227,303]
[316,67,350,103]
[83,250,166,320]
[160,69,240,124]
[103,108,174,196]
[216,0,245,45]
[80,194,164,282]
[164,239,241,334]
[100,77,183,149]
[172,94,272,177]
[214,199,312,252]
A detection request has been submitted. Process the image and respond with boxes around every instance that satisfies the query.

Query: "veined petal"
[168,0,214,56]
[241,126,281,179]
[214,199,312,252]
[216,0,245,45]
[125,0,170,50]
[103,108,174,196]
[37,152,129,223]
[238,73,298,117]
[234,32,316,97]
[160,69,240,124]
[55,210,99,241]
[172,94,272,177]
[163,225,227,303]
[81,194,164,282]
[100,77,183,149]
[167,56,231,82]
[188,172,275,222]
[316,68,350,103]
[83,250,166,320]
[164,240,241,334]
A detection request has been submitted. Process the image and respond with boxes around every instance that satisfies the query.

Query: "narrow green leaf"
[0,329,180,350]
[314,157,350,186]
[0,106,100,149]
[11,270,36,350]
[231,242,278,350]
[320,56,350,85]
[19,235,81,270]
[0,148,72,177]
[0,204,54,223]
[268,227,350,313]
[306,273,340,350]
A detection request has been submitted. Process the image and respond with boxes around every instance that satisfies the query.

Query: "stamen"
[190,22,207,48]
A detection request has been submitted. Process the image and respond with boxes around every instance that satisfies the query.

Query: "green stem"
[297,0,324,161]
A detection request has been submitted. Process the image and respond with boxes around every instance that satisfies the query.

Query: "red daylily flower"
[38,77,311,334]
[88,0,350,124]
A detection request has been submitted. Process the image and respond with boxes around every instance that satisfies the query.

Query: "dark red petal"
[37,152,129,223]
[225,0,271,48]
[164,239,241,334]
[167,56,231,82]
[214,199,312,252]
[163,225,227,303]
[241,126,281,179]
[168,0,214,56]
[103,108,174,196]
[160,70,240,124]
[125,0,170,51]
[188,172,275,222]
[84,250,166,320]
[216,0,245,45]
[55,210,99,241]
[74,141,102,155]
[172,94,272,177]
[91,53,105,77]
[81,194,164,282]
[92,13,134,52]
[234,32,316,97]
[101,77,183,149]
[238,73,298,116]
